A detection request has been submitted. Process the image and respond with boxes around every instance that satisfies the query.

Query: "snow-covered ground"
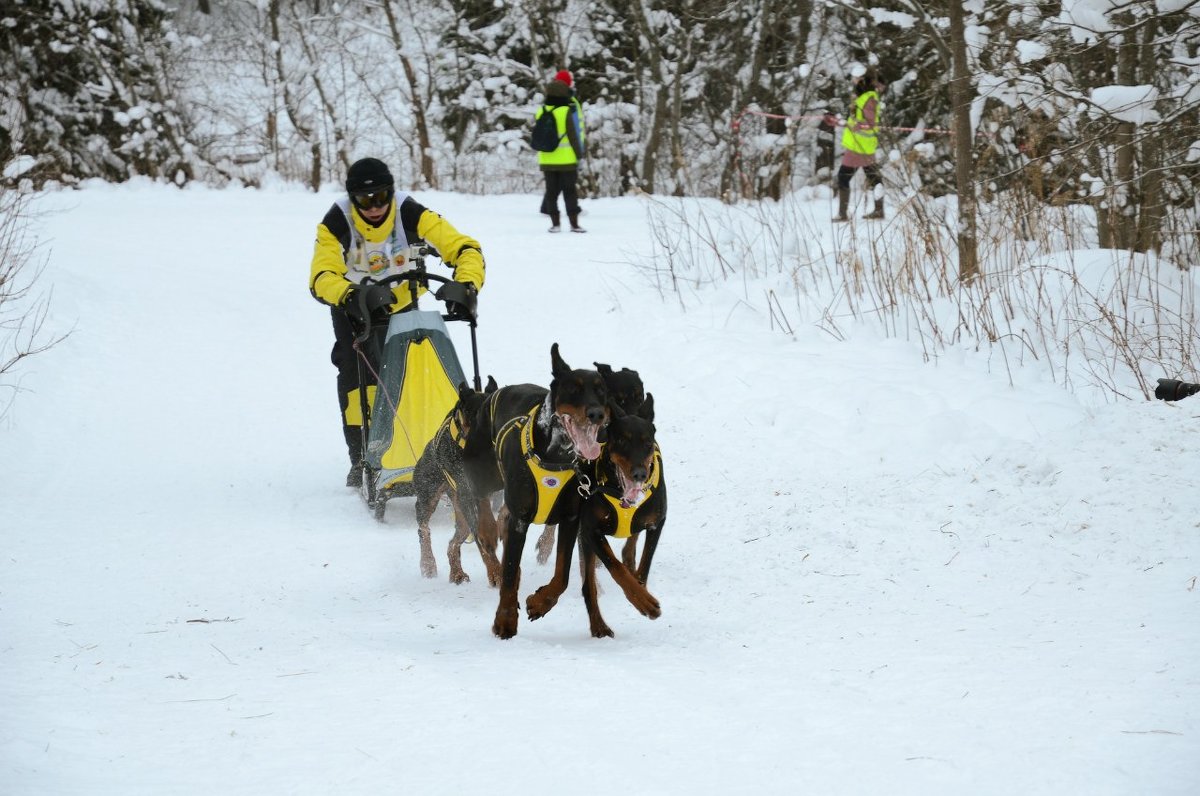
[2,182,1198,794]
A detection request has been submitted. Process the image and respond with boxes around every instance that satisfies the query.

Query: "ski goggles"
[352,188,393,210]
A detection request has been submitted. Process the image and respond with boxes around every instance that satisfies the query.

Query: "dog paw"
[449,569,470,585]
[420,558,437,579]
[493,603,519,638]
[526,588,559,621]
[590,621,615,639]
[633,593,661,620]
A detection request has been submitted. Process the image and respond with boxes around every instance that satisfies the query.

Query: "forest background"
[2,0,1199,264]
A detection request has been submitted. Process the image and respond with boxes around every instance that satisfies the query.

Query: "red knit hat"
[554,69,573,87]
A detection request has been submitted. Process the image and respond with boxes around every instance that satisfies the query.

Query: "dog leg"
[414,482,445,580]
[621,536,638,572]
[636,524,663,586]
[535,524,556,565]
[474,497,503,588]
[579,533,614,638]
[593,535,661,619]
[446,491,470,585]
[526,520,578,621]
[492,510,527,639]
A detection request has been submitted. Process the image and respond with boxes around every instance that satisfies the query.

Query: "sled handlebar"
[352,256,483,392]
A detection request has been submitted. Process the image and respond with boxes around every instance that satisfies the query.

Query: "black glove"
[342,283,394,325]
[362,283,395,314]
[436,281,477,320]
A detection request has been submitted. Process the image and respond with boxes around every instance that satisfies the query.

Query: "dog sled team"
[309,156,667,639]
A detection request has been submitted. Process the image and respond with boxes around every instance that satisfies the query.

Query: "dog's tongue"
[562,415,602,461]
[616,467,646,507]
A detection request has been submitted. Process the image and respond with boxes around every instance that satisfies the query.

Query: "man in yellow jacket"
[309,157,485,486]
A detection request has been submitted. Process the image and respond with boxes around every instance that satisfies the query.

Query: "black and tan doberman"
[461,343,610,638]
[575,394,665,637]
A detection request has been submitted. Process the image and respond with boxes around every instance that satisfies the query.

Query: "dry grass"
[633,183,1199,402]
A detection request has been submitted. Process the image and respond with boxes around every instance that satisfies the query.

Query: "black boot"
[834,187,850,222]
[548,211,561,233]
[568,213,586,233]
[344,427,364,488]
[864,197,884,220]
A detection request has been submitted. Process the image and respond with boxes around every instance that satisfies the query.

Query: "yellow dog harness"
[430,411,468,490]
[494,405,576,525]
[596,446,662,538]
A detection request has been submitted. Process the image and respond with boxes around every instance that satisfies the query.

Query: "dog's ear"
[485,375,498,394]
[595,362,614,379]
[609,399,627,419]
[639,392,655,422]
[551,342,571,378]
[457,381,472,401]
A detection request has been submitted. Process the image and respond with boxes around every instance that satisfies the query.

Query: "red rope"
[735,107,954,136]
[353,337,419,466]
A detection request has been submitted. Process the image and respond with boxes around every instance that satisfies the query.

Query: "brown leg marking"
[621,536,638,573]
[492,510,527,639]
[475,498,502,587]
[580,538,613,638]
[593,534,660,619]
[636,525,662,586]
[526,522,578,621]
[446,490,470,584]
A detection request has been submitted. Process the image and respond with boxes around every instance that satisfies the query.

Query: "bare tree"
[946,0,979,281]
[0,183,69,417]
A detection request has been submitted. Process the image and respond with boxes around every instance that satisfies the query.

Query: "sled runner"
[350,247,481,521]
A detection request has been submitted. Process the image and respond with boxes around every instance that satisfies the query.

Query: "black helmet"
[345,158,394,194]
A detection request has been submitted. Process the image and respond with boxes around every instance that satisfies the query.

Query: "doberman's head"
[595,362,645,414]
[549,343,609,461]
[605,393,657,506]
[454,375,498,438]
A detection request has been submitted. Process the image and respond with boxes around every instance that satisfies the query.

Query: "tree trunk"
[1112,11,1138,251]
[947,0,979,281]
[383,0,437,189]
[1135,17,1162,254]
[268,0,318,188]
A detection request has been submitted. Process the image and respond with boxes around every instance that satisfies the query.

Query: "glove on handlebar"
[342,283,395,325]
[436,281,477,320]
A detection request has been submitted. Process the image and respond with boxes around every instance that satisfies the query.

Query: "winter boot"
[834,187,850,222]
[345,431,364,488]
[568,213,586,233]
[864,197,884,220]
[548,211,561,233]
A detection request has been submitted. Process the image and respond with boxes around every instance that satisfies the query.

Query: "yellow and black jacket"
[309,193,485,311]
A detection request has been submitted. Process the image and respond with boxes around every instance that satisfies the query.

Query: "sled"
[350,248,481,521]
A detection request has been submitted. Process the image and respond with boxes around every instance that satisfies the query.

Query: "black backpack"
[529,107,562,152]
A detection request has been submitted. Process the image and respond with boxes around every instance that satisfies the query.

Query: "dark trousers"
[330,308,387,464]
[540,169,580,217]
[837,162,882,190]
